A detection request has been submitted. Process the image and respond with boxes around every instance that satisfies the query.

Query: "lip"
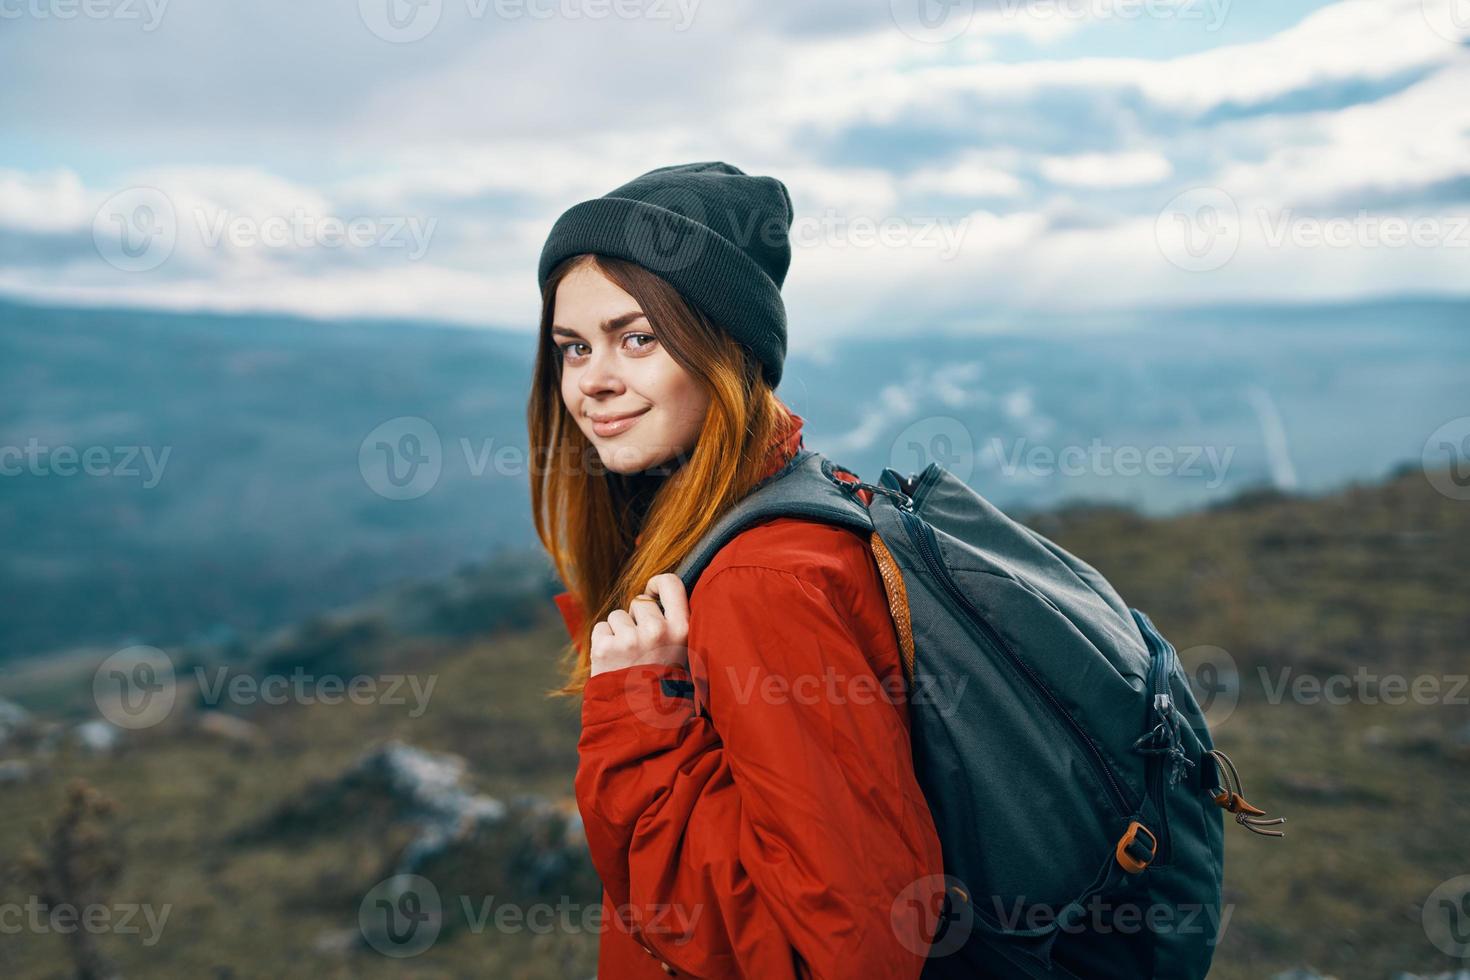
[590,407,649,437]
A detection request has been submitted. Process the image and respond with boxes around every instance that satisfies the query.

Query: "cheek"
[646,347,700,396]
[625,353,679,402]
[655,371,710,432]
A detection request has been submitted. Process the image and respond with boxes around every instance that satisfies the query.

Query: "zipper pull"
[1132,692,1195,785]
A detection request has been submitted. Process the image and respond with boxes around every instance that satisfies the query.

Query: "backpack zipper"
[1131,610,1194,865]
[1139,617,1174,863]
[898,508,1136,820]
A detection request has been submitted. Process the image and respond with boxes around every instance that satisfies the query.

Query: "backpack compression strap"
[672,448,921,690]
[869,531,918,688]
[673,449,873,593]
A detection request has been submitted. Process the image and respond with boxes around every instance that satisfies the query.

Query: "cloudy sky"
[1,0,1466,348]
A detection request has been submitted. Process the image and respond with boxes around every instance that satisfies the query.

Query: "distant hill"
[3,295,1466,663]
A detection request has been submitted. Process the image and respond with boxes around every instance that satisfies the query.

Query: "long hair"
[529,253,795,698]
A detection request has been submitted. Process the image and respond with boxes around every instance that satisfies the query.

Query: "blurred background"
[2,0,1468,977]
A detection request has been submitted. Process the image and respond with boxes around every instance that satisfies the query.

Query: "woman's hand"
[589,573,690,677]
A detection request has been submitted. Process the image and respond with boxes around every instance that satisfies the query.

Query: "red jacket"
[554,409,946,979]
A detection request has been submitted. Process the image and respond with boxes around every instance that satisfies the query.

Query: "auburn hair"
[529,253,795,698]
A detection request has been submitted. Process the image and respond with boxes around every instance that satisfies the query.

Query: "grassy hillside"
[1,464,1467,979]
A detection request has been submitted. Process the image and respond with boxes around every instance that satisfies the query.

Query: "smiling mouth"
[590,408,649,436]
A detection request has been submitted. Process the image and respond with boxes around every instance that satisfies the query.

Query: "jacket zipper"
[899,508,1136,820]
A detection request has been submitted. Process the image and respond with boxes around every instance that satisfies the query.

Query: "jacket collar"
[757,406,806,485]
[553,406,805,649]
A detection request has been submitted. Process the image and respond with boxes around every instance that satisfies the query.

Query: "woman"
[530,162,948,978]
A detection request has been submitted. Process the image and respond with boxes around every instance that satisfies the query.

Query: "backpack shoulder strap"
[673,449,874,593]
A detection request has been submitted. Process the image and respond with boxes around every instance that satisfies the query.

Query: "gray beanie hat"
[537,161,794,389]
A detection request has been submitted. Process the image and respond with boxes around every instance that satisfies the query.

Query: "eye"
[625,332,657,352]
[558,341,589,361]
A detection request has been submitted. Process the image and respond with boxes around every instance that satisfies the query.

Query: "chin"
[596,440,685,476]
[591,442,650,474]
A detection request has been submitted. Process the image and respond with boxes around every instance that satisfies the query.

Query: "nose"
[577,345,625,397]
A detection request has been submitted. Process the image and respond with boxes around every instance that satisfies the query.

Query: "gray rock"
[363,740,509,875]
[74,719,122,754]
[310,927,360,956]
[0,758,36,784]
[0,696,32,748]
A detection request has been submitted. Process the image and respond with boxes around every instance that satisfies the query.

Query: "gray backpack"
[673,448,1285,979]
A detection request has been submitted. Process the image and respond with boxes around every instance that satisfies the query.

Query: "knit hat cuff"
[538,195,787,388]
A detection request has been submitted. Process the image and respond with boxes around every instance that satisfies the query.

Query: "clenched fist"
[589,572,691,677]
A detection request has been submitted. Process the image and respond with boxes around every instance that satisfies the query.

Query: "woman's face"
[552,262,711,475]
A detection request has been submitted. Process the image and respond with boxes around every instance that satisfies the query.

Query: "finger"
[605,608,636,636]
[628,593,664,629]
[643,573,689,634]
[589,620,612,653]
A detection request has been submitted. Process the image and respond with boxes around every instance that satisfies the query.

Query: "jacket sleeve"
[575,563,940,979]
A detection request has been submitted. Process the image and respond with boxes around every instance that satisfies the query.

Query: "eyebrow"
[550,311,648,338]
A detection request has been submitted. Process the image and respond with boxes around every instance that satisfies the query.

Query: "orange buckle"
[1115,820,1157,874]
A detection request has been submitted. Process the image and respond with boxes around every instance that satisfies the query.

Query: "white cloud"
[0,263,523,327]
[0,170,91,233]
[1039,150,1172,188]
[932,360,986,408]
[903,152,1026,198]
[2,0,1468,327]
[1209,61,1470,209]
